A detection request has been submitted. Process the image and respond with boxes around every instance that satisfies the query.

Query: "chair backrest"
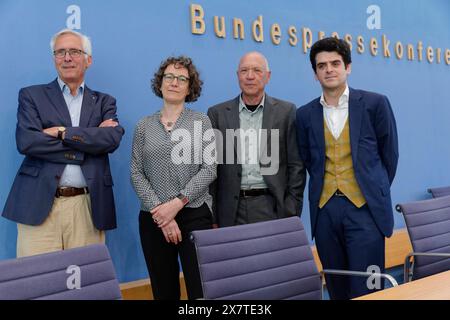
[0,244,122,300]
[190,216,322,300]
[397,195,450,280]
[428,186,450,198]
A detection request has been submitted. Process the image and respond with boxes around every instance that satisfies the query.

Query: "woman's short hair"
[151,56,203,103]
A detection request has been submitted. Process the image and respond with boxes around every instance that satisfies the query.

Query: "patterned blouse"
[130,108,217,213]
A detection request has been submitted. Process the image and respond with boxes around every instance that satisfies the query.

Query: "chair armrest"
[403,252,450,283]
[321,269,399,287]
[405,252,450,259]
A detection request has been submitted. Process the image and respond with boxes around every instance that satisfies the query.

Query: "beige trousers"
[17,194,105,257]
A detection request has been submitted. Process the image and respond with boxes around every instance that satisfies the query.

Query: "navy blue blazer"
[2,80,124,230]
[296,88,398,238]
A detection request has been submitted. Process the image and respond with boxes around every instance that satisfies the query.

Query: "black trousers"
[315,195,385,300]
[139,203,213,300]
[235,193,278,225]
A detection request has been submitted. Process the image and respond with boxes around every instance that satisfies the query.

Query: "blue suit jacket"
[2,79,124,230]
[296,88,399,238]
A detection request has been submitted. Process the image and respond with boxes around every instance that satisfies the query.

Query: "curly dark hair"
[309,37,352,73]
[151,56,203,103]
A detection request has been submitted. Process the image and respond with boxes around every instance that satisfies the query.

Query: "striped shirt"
[130,108,217,212]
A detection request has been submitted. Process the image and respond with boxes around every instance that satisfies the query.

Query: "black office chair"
[0,244,122,300]
[428,185,450,198]
[191,217,397,299]
[396,195,450,283]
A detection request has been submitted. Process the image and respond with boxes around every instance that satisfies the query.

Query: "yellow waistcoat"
[319,119,366,208]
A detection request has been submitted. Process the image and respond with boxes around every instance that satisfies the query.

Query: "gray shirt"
[239,95,268,190]
[130,108,217,212]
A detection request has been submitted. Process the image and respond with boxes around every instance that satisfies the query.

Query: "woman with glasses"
[130,56,216,300]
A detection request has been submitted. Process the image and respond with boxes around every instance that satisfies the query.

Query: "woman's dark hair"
[151,56,203,102]
[309,37,352,73]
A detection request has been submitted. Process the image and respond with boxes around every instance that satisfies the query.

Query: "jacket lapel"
[311,98,325,154]
[348,88,363,168]
[261,94,275,130]
[260,94,275,158]
[225,96,241,157]
[45,79,72,126]
[79,85,97,127]
[225,96,240,130]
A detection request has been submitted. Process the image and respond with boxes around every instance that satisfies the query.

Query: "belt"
[334,189,346,197]
[55,187,89,198]
[239,188,270,197]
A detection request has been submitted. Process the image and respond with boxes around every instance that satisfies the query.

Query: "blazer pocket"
[104,175,114,186]
[18,165,40,177]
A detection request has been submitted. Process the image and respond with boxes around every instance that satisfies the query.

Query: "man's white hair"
[50,28,92,57]
[238,51,270,72]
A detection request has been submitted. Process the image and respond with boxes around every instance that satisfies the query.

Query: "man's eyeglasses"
[163,73,190,85]
[53,48,86,59]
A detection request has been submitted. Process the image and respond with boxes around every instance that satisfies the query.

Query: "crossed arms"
[16,87,124,164]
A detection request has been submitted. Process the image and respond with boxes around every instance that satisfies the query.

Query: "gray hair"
[50,29,92,57]
[261,54,270,72]
[238,51,270,72]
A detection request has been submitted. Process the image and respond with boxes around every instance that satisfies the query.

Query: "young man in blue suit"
[2,29,124,257]
[296,37,399,299]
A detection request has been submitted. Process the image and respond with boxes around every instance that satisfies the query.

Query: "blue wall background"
[1,0,449,283]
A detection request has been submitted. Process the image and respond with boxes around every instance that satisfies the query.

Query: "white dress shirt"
[320,85,349,140]
[57,77,88,188]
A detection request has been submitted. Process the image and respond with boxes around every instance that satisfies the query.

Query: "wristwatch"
[57,127,66,140]
[177,193,189,206]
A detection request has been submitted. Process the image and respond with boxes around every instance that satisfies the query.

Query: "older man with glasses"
[2,29,124,257]
[207,51,306,228]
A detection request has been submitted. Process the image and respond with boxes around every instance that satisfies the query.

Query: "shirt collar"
[57,77,85,96]
[239,94,265,113]
[320,85,349,109]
